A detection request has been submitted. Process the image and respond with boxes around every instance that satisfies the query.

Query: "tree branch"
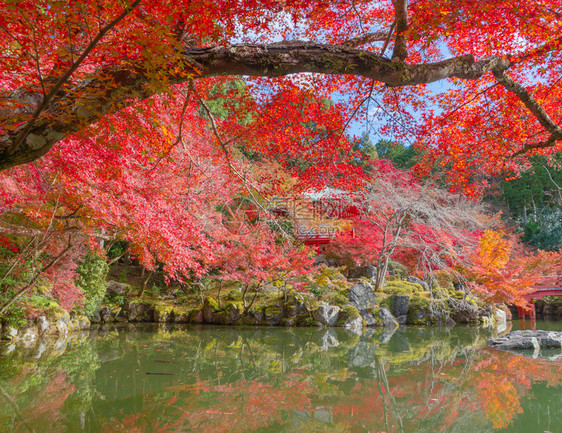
[391,0,409,61]
[0,40,511,171]
[493,68,562,139]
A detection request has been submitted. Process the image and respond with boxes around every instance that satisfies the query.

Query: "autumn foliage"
[1,1,562,317]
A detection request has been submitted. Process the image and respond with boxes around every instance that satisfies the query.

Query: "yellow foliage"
[478,230,511,270]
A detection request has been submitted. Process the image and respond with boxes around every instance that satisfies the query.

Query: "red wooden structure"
[517,275,562,320]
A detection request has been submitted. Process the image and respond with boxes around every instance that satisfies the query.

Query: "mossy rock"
[203,296,219,310]
[263,305,283,325]
[154,305,174,322]
[335,305,361,327]
[202,296,219,322]
[387,261,408,278]
[406,295,433,325]
[188,308,205,324]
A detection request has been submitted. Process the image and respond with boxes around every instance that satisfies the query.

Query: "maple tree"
[1,0,562,316]
[326,160,486,290]
[0,0,561,182]
[461,229,562,306]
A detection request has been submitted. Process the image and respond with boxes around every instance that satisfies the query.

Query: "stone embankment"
[2,280,507,347]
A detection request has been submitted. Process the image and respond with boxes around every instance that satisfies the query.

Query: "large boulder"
[264,305,283,326]
[349,283,377,311]
[124,301,154,322]
[488,330,562,352]
[106,281,130,297]
[391,295,409,317]
[202,296,219,323]
[312,303,341,326]
[348,265,377,280]
[335,305,362,329]
[377,308,399,329]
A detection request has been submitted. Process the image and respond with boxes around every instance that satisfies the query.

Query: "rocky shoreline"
[1,281,509,350]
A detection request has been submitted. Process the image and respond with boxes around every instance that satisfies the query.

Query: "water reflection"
[0,324,560,433]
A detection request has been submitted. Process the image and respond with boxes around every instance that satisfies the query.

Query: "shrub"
[76,252,109,316]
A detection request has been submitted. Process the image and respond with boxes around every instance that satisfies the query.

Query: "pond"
[0,321,560,433]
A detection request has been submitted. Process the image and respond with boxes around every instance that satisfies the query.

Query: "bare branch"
[341,31,392,48]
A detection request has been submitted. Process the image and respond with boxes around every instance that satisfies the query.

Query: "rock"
[190,309,205,324]
[240,310,264,325]
[349,283,377,311]
[378,327,397,344]
[500,305,512,321]
[377,308,399,329]
[495,308,507,324]
[19,322,38,343]
[348,265,377,280]
[396,315,407,325]
[361,310,377,327]
[173,310,190,323]
[99,307,112,323]
[154,306,174,322]
[488,330,562,352]
[387,261,408,278]
[202,297,219,323]
[226,303,242,323]
[125,301,154,322]
[264,305,283,326]
[336,305,362,329]
[451,302,479,323]
[402,276,429,291]
[69,314,90,331]
[48,309,71,336]
[391,295,409,317]
[349,341,377,367]
[495,308,507,333]
[1,325,18,340]
[478,304,493,319]
[106,281,130,297]
[312,303,341,326]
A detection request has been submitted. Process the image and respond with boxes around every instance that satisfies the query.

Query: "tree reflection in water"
[0,324,560,433]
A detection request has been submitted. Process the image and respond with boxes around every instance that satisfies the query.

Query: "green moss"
[203,296,219,310]
[264,305,282,316]
[301,316,318,327]
[382,280,423,295]
[75,252,109,316]
[335,305,360,326]
[225,301,243,312]
[326,292,348,307]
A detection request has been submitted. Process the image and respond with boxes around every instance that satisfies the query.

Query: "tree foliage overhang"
[1,0,562,190]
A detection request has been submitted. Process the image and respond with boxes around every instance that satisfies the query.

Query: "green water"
[0,322,560,433]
